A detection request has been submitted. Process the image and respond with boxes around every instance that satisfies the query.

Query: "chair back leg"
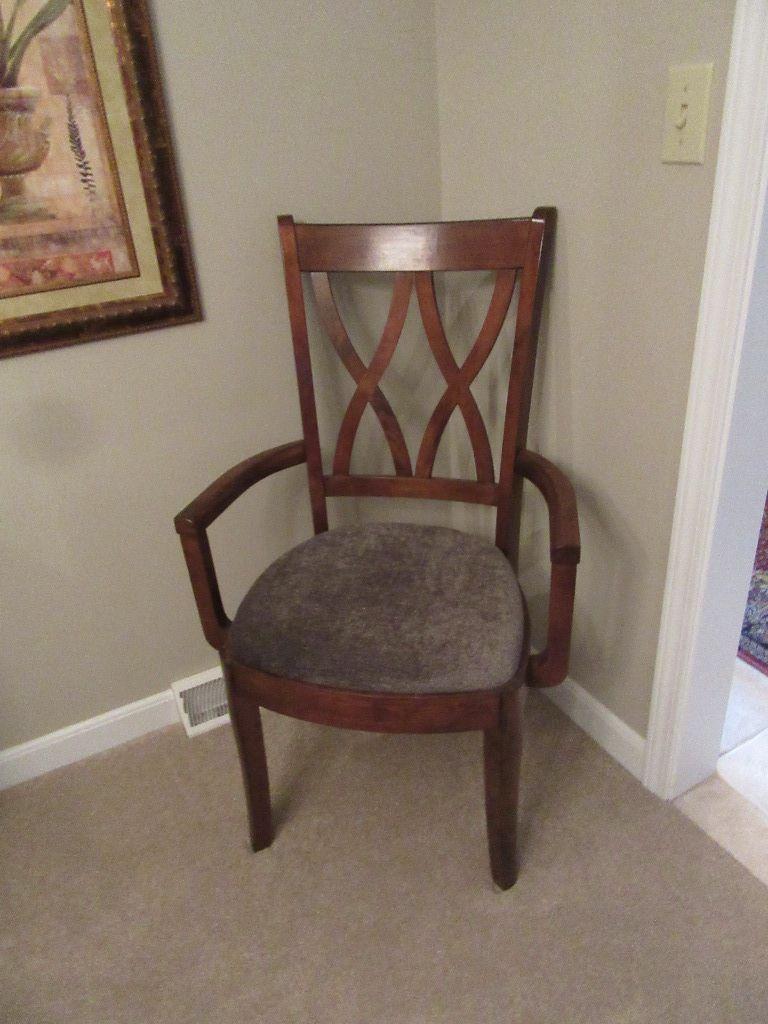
[483,687,524,889]
[226,671,273,851]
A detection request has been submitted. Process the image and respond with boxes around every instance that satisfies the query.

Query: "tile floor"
[676,658,768,887]
[720,657,768,753]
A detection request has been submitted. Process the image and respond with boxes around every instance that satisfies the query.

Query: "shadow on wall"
[11,395,101,468]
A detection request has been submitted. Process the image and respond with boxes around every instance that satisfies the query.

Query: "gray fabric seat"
[229,522,525,694]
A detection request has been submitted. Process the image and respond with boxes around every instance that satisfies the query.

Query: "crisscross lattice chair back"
[175,210,580,889]
[278,212,553,558]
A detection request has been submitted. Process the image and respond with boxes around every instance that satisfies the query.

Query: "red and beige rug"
[739,492,768,676]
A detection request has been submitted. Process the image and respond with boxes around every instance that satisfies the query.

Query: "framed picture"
[0,0,201,359]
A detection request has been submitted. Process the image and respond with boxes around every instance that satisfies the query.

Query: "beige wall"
[435,0,735,734]
[0,0,441,748]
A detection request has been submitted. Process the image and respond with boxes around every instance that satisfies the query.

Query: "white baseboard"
[1,669,645,791]
[0,689,179,791]
[543,676,647,780]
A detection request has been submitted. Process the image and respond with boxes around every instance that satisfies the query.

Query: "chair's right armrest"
[174,440,306,650]
[514,449,579,687]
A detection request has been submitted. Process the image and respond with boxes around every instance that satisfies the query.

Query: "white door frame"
[644,0,768,799]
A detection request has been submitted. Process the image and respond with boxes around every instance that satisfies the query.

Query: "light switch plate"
[662,63,713,164]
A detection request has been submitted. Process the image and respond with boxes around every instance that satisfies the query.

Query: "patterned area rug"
[739,492,768,675]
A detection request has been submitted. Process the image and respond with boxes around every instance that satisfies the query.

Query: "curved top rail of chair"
[288,217,536,272]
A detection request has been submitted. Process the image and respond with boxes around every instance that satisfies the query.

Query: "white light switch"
[662,63,713,164]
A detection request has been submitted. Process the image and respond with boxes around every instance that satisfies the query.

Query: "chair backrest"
[278,209,555,556]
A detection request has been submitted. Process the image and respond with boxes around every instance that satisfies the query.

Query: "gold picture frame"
[0,0,201,359]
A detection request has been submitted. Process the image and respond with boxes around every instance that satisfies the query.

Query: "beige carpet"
[2,694,767,1024]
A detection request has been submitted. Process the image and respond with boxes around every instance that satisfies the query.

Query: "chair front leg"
[225,668,273,852]
[483,687,524,890]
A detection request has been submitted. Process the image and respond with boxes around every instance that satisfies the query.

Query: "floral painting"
[0,0,137,299]
[0,0,200,359]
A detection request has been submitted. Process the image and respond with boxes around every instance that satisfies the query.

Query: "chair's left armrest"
[175,440,307,533]
[514,449,580,687]
[174,440,306,650]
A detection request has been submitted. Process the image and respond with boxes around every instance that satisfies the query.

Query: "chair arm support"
[514,449,580,687]
[514,449,580,565]
[174,440,307,650]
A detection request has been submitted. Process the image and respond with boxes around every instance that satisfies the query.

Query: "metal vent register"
[172,670,230,737]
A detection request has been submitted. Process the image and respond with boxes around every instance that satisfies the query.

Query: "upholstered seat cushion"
[229,522,525,694]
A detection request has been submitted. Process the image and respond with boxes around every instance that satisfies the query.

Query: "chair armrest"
[174,440,307,533]
[514,449,580,687]
[514,449,580,565]
[174,440,306,650]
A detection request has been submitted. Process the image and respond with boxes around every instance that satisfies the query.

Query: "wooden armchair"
[175,210,579,889]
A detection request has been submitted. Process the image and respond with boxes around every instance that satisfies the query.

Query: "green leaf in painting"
[5,0,70,86]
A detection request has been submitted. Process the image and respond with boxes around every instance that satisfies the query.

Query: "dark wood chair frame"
[175,209,580,889]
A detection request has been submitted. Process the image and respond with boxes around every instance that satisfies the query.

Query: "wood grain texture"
[178,529,230,651]
[496,207,556,555]
[282,211,558,530]
[323,473,497,505]
[294,218,532,272]
[227,662,506,734]
[278,216,329,534]
[414,269,516,482]
[330,272,413,476]
[514,449,580,688]
[415,268,517,481]
[527,563,578,688]
[225,667,273,851]
[311,272,412,476]
[484,685,525,889]
[515,448,580,564]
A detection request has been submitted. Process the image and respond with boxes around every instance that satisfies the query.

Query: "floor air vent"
[172,668,230,737]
